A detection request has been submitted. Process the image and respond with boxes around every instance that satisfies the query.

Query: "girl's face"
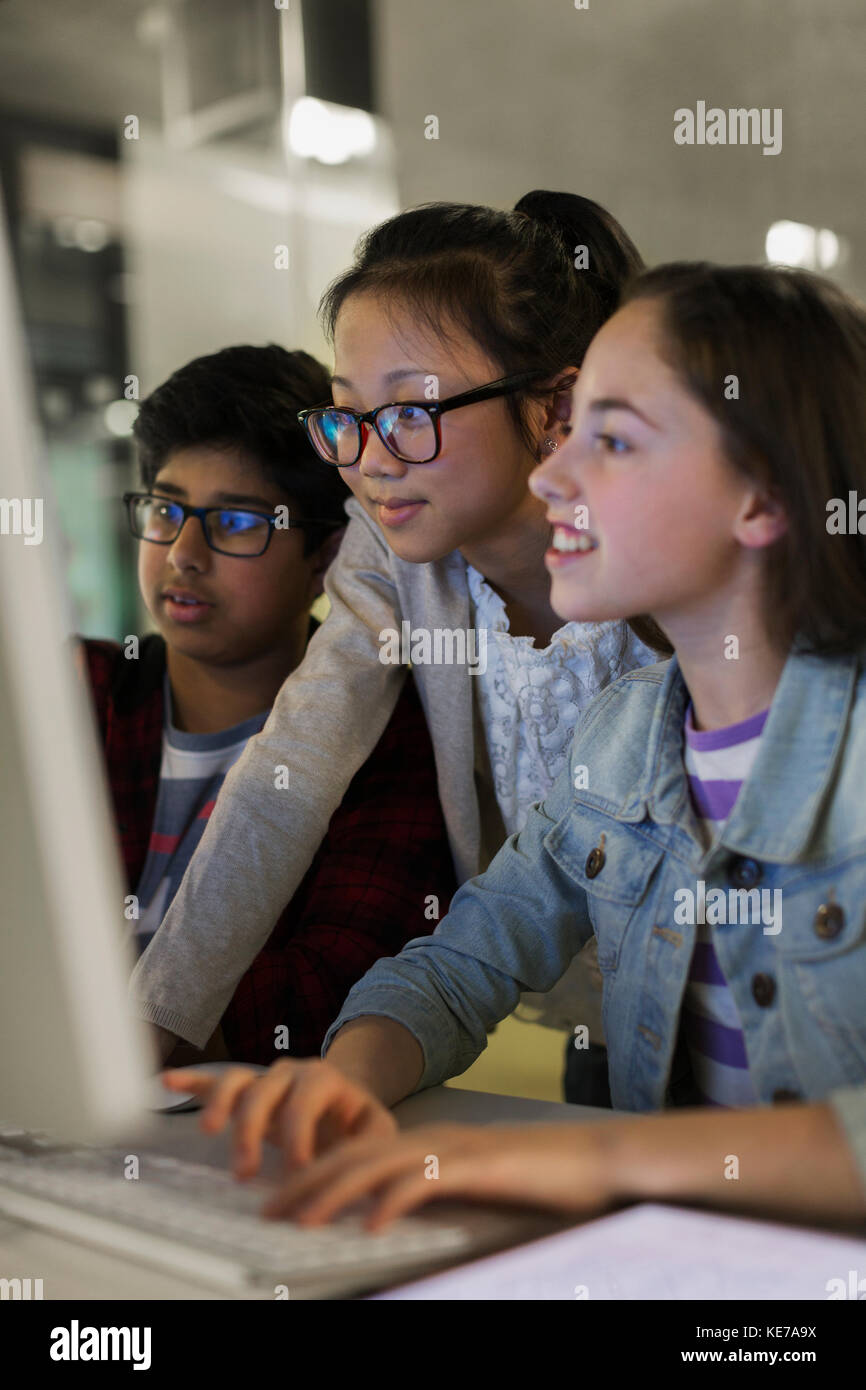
[330,291,547,563]
[529,297,781,637]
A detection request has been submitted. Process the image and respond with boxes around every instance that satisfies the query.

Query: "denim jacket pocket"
[772,861,866,1078]
[544,805,665,972]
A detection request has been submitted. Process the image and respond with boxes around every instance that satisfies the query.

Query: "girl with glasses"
[134,192,664,1096]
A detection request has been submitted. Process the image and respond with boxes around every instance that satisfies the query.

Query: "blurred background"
[0,0,862,640]
[0,0,861,1096]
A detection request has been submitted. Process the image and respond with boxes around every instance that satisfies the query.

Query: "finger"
[345,1102,397,1143]
[229,1066,297,1178]
[364,1172,439,1231]
[260,1135,390,1216]
[264,1145,419,1225]
[160,1069,219,1095]
[315,1098,395,1157]
[362,1144,508,1230]
[262,1125,459,1217]
[278,1069,362,1167]
[193,1067,264,1135]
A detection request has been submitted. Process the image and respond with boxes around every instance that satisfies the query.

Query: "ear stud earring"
[543,436,558,453]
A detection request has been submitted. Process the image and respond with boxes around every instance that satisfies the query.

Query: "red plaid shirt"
[81,632,456,1063]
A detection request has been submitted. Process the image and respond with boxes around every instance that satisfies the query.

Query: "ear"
[541,367,580,439]
[308,526,346,599]
[735,486,789,550]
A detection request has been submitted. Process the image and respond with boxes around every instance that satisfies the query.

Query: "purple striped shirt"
[680,703,769,1107]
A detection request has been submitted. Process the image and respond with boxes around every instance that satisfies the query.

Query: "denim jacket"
[323,644,866,1193]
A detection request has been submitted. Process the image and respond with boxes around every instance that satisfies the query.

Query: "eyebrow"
[588,397,659,429]
[330,367,429,390]
[152,481,278,510]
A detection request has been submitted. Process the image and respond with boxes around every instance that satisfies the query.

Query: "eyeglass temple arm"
[432,371,576,417]
[299,371,575,424]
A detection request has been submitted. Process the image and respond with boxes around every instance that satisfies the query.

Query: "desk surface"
[0,1086,598,1300]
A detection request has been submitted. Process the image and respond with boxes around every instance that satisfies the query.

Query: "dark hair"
[319,190,644,453]
[133,344,349,554]
[622,263,866,655]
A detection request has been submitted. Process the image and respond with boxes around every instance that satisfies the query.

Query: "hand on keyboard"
[259,1121,618,1231]
[161,1059,397,1180]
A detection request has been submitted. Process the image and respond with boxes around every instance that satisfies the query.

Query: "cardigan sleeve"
[219,676,457,1063]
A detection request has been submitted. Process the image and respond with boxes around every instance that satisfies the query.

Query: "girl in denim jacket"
[170,264,866,1233]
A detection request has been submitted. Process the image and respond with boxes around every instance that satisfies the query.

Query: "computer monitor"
[0,190,154,1143]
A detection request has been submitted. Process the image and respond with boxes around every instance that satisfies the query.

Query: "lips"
[550,525,598,554]
[370,497,425,509]
[543,521,599,571]
[161,588,215,622]
[162,588,214,606]
[371,496,427,529]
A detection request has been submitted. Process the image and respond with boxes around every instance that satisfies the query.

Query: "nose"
[529,448,581,505]
[166,515,212,570]
[356,422,410,481]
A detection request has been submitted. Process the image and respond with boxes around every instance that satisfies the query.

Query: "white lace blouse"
[466,563,657,837]
[466,563,660,1035]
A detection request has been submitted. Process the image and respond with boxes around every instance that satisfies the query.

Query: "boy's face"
[137,445,319,666]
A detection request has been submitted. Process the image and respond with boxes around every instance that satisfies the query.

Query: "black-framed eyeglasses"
[123,492,340,558]
[297,371,549,467]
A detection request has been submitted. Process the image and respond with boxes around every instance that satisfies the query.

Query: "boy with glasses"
[77,344,456,1067]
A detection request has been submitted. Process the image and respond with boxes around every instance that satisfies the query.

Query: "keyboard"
[0,1129,476,1298]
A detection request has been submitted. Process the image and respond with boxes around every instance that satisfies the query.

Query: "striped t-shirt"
[133,672,269,952]
[680,703,769,1107]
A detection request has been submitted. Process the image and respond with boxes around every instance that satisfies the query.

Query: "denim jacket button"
[814,902,844,939]
[585,846,606,878]
[727,856,763,889]
[751,972,776,1007]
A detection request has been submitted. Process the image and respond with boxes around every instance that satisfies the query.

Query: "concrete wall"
[375,0,863,293]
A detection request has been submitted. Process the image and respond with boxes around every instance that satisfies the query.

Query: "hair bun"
[514,189,577,226]
[513,189,643,311]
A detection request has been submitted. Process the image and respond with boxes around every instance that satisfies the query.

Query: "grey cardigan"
[131,497,509,1047]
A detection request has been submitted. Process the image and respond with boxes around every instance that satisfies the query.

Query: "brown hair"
[134,344,348,555]
[319,190,644,454]
[622,263,866,656]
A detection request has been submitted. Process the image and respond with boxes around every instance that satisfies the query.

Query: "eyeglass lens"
[131,496,271,555]
[310,404,437,464]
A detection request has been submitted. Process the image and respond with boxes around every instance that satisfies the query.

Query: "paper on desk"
[371,1203,866,1300]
